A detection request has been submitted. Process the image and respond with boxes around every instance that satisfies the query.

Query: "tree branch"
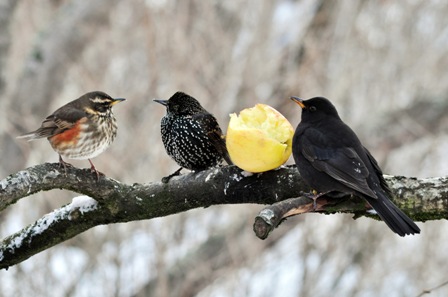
[1,163,447,269]
[253,174,448,239]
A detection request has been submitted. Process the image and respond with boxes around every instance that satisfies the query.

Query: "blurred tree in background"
[1,0,448,296]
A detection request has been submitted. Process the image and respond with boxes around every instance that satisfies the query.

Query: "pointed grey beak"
[111,98,126,105]
[153,99,168,106]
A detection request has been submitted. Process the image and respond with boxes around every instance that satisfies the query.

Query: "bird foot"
[58,155,73,176]
[301,190,330,211]
[162,167,183,183]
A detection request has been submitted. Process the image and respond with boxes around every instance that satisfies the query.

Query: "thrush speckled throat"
[290,96,420,236]
[18,91,125,178]
[154,91,232,183]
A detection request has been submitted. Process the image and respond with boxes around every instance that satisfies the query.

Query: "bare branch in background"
[416,280,448,297]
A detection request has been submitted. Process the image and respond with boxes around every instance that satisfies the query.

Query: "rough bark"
[0,163,447,270]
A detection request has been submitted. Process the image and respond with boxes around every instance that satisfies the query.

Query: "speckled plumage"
[155,92,232,173]
[47,105,119,160]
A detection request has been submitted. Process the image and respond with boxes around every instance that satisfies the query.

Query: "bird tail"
[215,135,233,165]
[365,195,420,236]
[222,150,233,166]
[16,131,41,141]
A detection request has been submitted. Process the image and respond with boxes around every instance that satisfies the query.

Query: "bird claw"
[89,167,104,181]
[162,167,183,183]
[301,190,329,211]
[161,176,171,183]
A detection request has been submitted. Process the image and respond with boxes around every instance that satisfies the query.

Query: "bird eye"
[309,106,317,112]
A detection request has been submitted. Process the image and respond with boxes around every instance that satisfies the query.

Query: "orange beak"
[290,96,305,109]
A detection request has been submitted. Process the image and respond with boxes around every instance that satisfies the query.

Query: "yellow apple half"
[226,103,294,173]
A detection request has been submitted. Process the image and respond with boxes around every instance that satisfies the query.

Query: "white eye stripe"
[84,107,96,114]
[91,97,111,103]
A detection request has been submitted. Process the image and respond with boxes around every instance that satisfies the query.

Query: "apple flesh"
[226,104,294,173]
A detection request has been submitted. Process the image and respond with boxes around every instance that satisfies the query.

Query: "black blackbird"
[154,92,232,182]
[291,96,420,236]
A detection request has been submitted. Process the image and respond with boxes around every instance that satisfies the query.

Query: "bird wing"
[301,135,377,198]
[21,106,87,139]
[193,113,233,165]
[363,146,393,197]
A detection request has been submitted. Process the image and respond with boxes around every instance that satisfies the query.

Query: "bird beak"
[290,96,306,109]
[153,99,168,106]
[111,98,126,105]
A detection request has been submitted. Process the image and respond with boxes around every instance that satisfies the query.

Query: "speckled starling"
[154,91,232,182]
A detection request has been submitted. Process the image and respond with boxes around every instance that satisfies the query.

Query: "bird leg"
[88,159,104,180]
[58,155,72,176]
[162,167,183,183]
[302,190,331,210]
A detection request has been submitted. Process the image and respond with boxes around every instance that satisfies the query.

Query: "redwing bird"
[18,91,125,178]
[154,92,232,182]
[291,96,420,236]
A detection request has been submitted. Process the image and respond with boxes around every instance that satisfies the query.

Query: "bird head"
[154,92,206,116]
[85,91,125,116]
[290,96,341,122]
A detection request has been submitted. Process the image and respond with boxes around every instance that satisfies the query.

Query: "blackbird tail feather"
[365,194,420,236]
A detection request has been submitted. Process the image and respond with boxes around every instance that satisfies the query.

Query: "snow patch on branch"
[0,170,35,194]
[224,182,230,195]
[205,168,220,182]
[0,196,98,260]
[34,207,70,235]
[42,169,61,180]
[230,173,243,182]
[0,204,71,260]
[241,171,254,177]
[69,196,98,214]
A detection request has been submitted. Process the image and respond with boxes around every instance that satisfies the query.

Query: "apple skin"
[226,104,294,173]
